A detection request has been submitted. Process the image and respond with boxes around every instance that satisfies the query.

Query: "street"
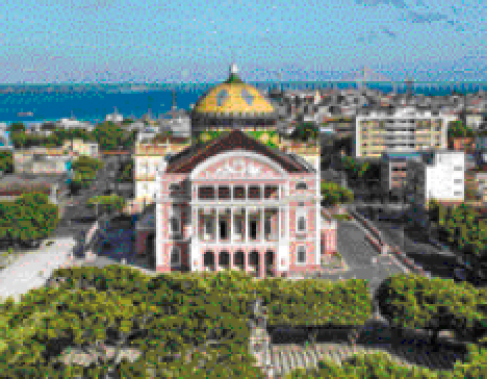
[353,205,458,280]
[54,156,122,237]
[321,218,406,296]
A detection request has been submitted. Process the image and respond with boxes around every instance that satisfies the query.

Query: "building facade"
[133,64,336,278]
[407,150,465,226]
[355,107,456,158]
[380,152,421,192]
[135,129,336,277]
[14,148,71,175]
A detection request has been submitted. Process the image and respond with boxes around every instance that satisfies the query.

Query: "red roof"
[165,129,310,174]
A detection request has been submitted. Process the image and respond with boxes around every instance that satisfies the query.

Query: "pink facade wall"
[153,160,329,277]
[289,241,318,272]
[321,228,337,254]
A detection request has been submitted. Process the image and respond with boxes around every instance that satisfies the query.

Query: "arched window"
[296,182,307,190]
[297,246,306,264]
[170,247,181,266]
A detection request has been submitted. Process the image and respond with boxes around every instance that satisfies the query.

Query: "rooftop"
[0,173,67,186]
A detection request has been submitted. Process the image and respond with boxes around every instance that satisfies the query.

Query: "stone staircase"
[266,342,464,378]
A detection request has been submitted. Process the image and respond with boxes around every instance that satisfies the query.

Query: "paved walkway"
[0,237,76,302]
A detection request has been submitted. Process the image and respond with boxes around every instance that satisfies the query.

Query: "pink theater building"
[135,129,337,278]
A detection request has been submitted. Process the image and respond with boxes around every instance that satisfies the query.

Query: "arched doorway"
[265,250,275,277]
[146,233,156,269]
[203,251,215,272]
[249,250,260,277]
[234,250,245,272]
[219,251,230,271]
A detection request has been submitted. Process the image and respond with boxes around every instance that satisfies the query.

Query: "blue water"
[1,81,486,126]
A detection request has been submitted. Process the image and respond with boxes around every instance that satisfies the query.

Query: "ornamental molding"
[215,159,262,177]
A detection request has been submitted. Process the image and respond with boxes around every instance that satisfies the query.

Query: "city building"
[0,123,13,150]
[0,173,68,205]
[56,118,94,131]
[380,151,421,192]
[135,129,336,277]
[354,107,456,158]
[14,147,72,175]
[133,64,336,278]
[406,150,465,226]
[62,139,99,158]
[105,108,124,123]
[133,136,191,205]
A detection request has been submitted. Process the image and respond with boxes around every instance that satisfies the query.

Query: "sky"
[1,0,486,84]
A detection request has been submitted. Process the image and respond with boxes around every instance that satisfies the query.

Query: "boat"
[17,111,33,117]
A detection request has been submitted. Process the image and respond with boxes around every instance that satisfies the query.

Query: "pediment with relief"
[194,156,282,180]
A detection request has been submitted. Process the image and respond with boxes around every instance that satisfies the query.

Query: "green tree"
[321,180,354,206]
[9,122,25,133]
[87,195,125,216]
[10,192,60,247]
[0,151,13,173]
[448,120,474,138]
[93,122,126,151]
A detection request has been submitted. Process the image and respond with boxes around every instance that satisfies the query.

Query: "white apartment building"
[354,107,457,158]
[406,150,465,227]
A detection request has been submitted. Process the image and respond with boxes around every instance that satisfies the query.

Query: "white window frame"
[296,245,306,265]
[170,207,181,234]
[170,246,181,267]
[296,210,307,233]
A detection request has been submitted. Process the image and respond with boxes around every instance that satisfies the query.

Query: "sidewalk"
[0,237,76,302]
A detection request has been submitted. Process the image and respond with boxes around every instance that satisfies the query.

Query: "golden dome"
[192,64,276,117]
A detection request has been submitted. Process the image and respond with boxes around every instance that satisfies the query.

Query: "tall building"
[354,107,456,158]
[133,64,336,278]
[380,151,422,192]
[406,150,465,226]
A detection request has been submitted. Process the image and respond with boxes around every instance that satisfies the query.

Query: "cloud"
[354,0,409,9]
[381,28,397,38]
[406,10,449,23]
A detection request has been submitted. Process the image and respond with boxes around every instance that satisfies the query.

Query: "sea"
[1,81,486,127]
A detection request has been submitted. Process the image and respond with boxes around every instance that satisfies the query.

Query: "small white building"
[56,118,94,132]
[105,109,124,123]
[406,150,465,226]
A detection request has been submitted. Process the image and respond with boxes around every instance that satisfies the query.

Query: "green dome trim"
[225,73,244,84]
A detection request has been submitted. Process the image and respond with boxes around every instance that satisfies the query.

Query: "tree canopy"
[321,180,354,206]
[0,193,59,247]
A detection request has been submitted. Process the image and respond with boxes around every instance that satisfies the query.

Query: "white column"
[261,207,265,242]
[261,184,265,200]
[231,207,234,243]
[245,207,249,242]
[278,207,281,242]
[246,184,249,201]
[194,207,199,242]
[231,184,234,201]
[155,201,162,268]
[216,208,219,243]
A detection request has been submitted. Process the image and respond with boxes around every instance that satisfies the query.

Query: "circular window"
[296,182,307,190]
[241,89,254,105]
[217,90,229,106]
